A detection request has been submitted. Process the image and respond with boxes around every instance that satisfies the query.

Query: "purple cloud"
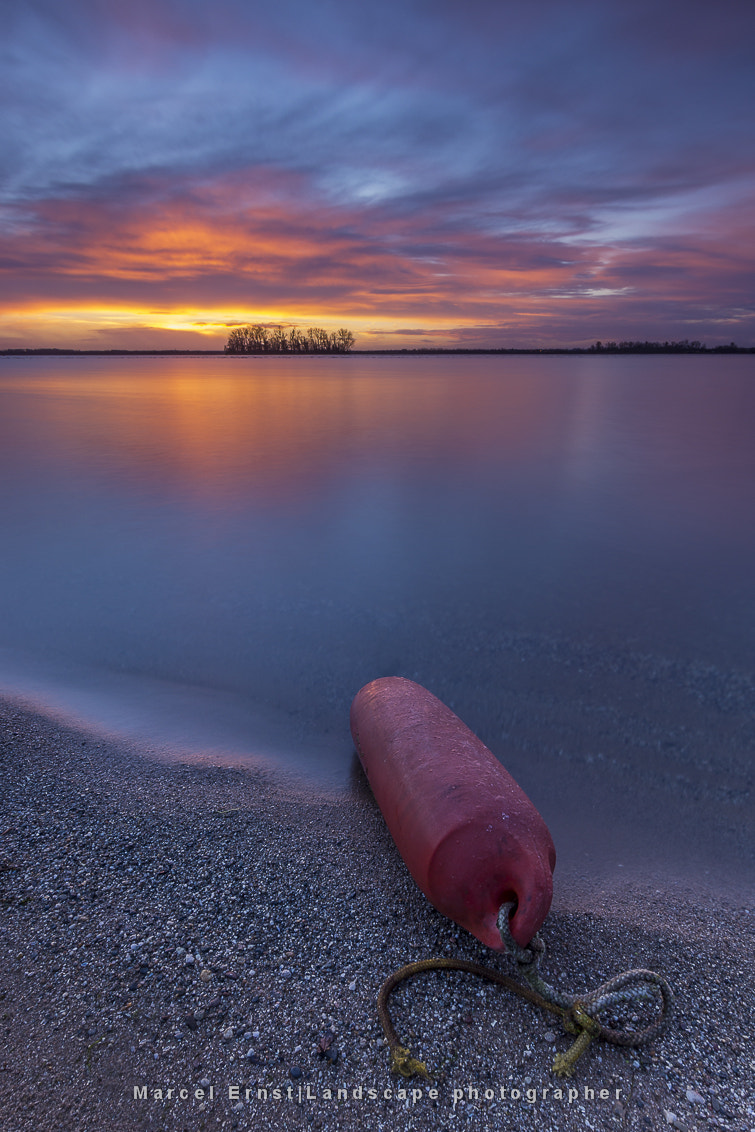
[1,0,754,346]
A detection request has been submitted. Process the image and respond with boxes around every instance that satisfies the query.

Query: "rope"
[377,902,673,1080]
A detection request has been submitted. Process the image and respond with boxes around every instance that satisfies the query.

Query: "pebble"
[543,1030,557,1043]
[200,969,212,981]
[685,1088,705,1104]
[222,1027,235,1040]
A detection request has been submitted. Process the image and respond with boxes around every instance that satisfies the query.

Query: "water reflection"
[1,356,568,504]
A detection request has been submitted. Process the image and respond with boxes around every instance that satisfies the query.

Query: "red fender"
[350,677,555,949]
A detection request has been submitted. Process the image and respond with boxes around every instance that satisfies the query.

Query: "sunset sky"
[2,0,753,350]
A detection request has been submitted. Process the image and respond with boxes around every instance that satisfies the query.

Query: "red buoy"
[350,677,555,949]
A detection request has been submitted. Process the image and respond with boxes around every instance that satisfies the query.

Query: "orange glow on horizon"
[0,301,507,350]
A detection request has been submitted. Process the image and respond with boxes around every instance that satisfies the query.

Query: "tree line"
[587,339,736,353]
[225,325,355,354]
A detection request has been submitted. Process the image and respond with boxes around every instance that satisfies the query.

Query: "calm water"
[1,354,753,882]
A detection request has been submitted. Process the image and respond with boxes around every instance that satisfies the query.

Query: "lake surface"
[1,354,753,886]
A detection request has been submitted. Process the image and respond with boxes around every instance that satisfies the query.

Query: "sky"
[1,0,754,350]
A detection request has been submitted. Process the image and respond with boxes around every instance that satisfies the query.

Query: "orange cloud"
[1,171,753,348]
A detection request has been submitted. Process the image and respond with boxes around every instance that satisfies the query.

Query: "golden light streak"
[0,302,512,349]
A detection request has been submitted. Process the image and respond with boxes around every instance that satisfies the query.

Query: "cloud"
[1,0,754,346]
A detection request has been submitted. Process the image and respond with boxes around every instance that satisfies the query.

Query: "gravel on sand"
[1,700,753,1131]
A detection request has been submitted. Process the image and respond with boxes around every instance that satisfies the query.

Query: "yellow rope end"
[552,1051,576,1078]
[390,1045,431,1080]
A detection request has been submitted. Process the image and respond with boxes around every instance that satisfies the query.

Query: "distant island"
[225,324,355,353]
[1,338,752,357]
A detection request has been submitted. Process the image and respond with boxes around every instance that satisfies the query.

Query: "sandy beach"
[1,697,753,1132]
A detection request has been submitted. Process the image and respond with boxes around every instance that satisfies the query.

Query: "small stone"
[348,981,356,992]
[223,1027,235,1040]
[200,969,212,982]
[290,1066,302,1079]
[184,955,195,966]
[200,1078,211,1088]
[543,1031,556,1043]
[685,1089,705,1104]
[663,1112,677,1126]
[176,947,186,958]
[280,969,292,980]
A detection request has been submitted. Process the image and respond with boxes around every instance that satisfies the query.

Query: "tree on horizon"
[225,324,355,354]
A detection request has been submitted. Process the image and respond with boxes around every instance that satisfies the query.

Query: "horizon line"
[2,344,753,358]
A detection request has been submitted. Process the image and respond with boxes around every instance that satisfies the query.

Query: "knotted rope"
[377,902,672,1079]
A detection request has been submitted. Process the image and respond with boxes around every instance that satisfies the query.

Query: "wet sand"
[1,698,753,1132]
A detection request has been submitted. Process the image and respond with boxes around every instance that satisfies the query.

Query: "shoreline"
[1,698,753,1131]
